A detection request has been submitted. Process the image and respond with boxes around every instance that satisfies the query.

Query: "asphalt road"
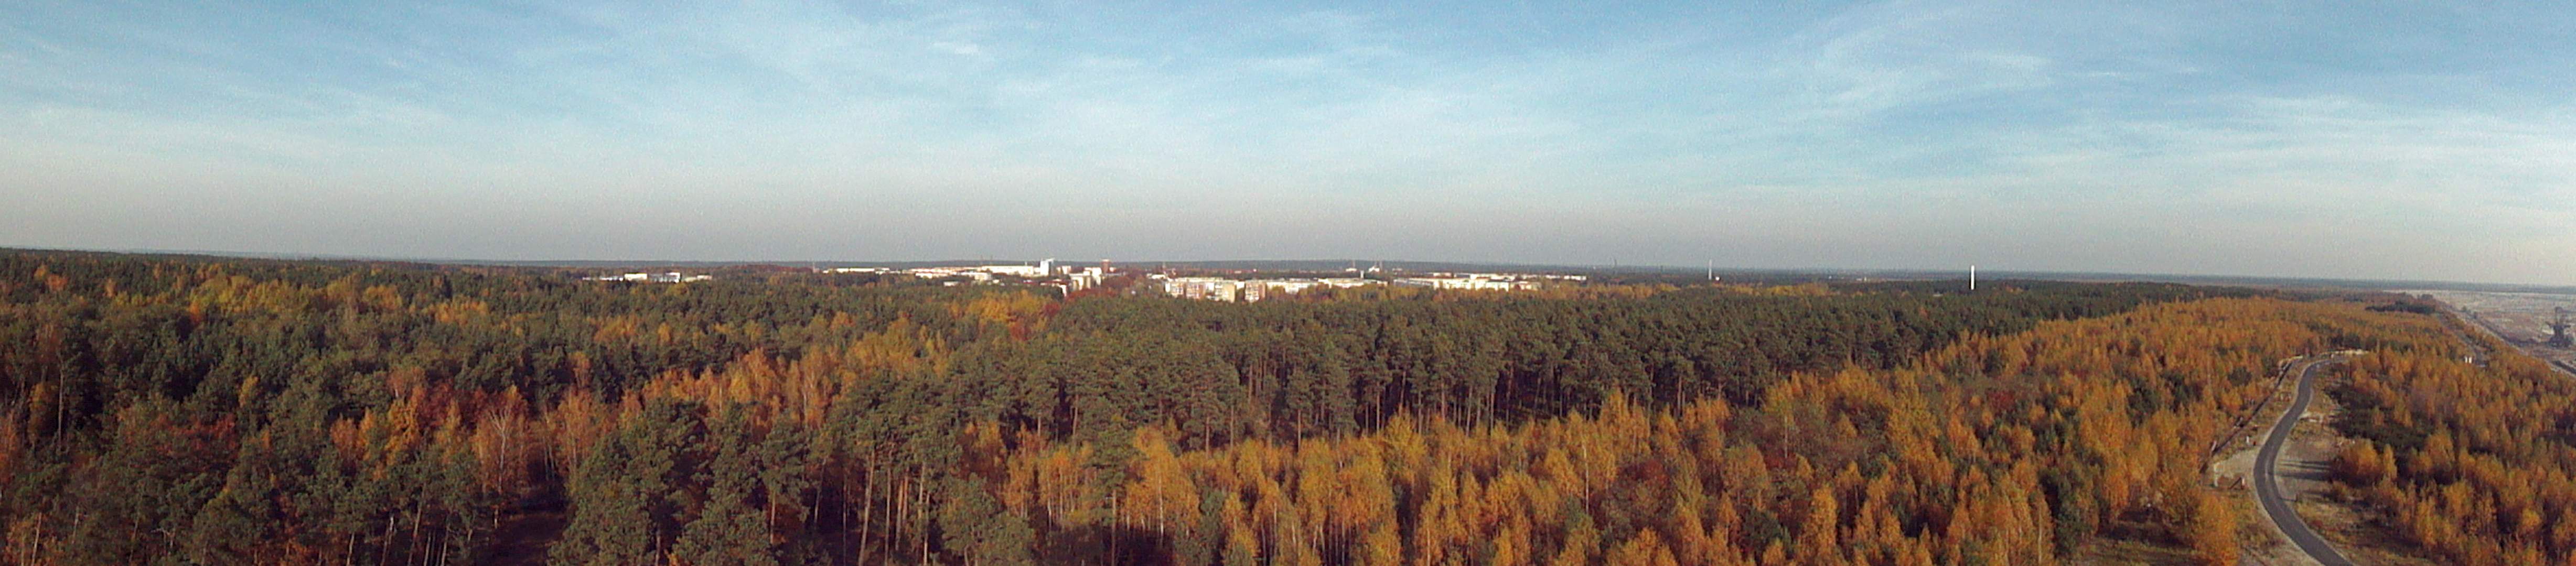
[2253,358,2355,566]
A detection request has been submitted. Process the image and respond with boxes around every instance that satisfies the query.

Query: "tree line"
[0,250,2313,563]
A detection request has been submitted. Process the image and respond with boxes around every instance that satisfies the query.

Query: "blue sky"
[3,1,2571,284]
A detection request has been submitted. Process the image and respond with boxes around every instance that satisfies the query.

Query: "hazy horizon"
[17,245,2573,292]
[6,2,2572,285]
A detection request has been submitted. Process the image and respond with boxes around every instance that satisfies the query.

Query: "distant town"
[829,259,1593,301]
[584,271,716,284]
[588,259,1596,301]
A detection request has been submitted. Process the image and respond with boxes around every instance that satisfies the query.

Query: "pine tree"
[940,477,1033,566]
[675,408,778,565]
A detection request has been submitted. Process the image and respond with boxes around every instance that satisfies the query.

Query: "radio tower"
[2550,307,2572,349]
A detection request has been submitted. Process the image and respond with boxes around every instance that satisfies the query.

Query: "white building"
[980,265,1048,278]
[1241,279,1319,302]
[588,272,713,284]
[1066,267,1109,293]
[1394,275,1537,291]
[1163,277,1243,301]
[907,267,995,282]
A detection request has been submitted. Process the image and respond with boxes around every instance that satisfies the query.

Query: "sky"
[2,1,2572,285]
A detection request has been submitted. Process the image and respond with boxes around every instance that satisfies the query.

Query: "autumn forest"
[0,251,2567,565]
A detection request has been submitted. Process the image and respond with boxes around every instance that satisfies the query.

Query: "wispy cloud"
[0,1,2569,283]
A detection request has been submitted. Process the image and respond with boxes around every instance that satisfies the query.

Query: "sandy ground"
[2209,362,2324,566]
[2210,365,2438,566]
[2289,392,2440,566]
[2412,290,2576,373]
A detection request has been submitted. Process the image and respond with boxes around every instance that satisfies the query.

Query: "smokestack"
[1970,265,1977,292]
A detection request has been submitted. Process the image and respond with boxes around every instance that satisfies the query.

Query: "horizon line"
[8,245,2572,293]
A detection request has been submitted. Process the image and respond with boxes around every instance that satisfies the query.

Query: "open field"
[2408,290,2576,374]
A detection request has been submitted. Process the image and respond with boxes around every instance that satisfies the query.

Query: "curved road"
[2253,358,2354,566]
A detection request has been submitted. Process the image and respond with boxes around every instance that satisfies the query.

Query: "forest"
[2324,307,2576,565]
[0,250,2555,564]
